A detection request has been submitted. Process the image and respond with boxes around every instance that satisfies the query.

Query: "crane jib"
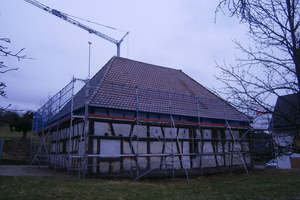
[52,9,67,20]
[23,0,127,56]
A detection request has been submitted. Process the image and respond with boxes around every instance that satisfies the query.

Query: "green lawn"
[1,169,300,199]
[0,126,31,140]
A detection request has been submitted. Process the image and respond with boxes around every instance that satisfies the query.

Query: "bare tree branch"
[0,38,32,98]
[216,0,300,156]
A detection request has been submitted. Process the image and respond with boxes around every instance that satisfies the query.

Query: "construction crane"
[23,0,128,57]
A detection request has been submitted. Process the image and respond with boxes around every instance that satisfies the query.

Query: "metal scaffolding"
[26,77,87,176]
[27,77,253,180]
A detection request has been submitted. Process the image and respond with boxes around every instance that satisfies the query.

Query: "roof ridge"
[99,56,116,83]
[115,56,182,72]
[179,78,209,110]
[87,56,116,102]
[179,70,226,101]
[179,79,196,96]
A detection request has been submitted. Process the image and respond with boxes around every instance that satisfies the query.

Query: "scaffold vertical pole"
[224,100,249,174]
[68,77,75,175]
[135,86,139,180]
[83,78,90,178]
[168,93,175,180]
[196,97,203,170]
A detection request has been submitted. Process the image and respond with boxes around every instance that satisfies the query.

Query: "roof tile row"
[85,56,250,121]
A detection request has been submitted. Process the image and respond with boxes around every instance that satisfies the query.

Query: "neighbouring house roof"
[272,93,300,130]
[71,56,250,122]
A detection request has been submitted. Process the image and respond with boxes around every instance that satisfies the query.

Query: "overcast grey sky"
[1,0,249,111]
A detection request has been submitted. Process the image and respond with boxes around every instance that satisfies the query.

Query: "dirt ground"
[0,165,77,178]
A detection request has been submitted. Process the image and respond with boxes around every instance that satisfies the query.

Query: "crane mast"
[23,0,128,57]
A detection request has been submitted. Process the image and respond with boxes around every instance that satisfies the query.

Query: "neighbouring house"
[271,93,300,169]
[31,56,253,178]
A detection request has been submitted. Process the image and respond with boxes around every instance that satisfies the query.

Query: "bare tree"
[0,110,33,139]
[0,38,29,98]
[215,0,300,155]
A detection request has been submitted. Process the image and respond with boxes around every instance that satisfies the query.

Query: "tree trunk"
[22,131,27,139]
[295,49,300,91]
[9,124,14,132]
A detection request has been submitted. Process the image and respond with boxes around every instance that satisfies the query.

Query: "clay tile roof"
[84,56,250,122]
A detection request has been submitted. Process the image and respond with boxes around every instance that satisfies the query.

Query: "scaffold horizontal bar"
[85,151,247,158]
